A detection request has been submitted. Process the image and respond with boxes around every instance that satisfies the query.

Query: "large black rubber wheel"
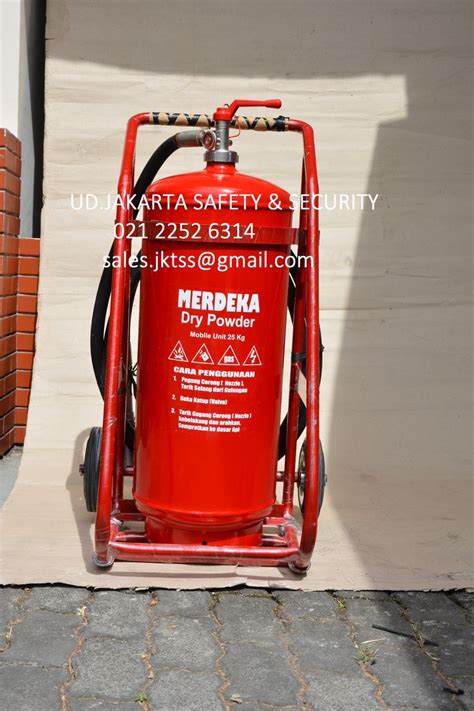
[82,427,102,512]
[297,439,326,515]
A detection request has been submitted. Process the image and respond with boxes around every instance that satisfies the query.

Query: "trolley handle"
[148,111,289,132]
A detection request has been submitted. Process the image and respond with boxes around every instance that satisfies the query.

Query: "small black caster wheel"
[92,552,114,568]
[81,427,102,512]
[288,560,310,576]
[297,439,326,514]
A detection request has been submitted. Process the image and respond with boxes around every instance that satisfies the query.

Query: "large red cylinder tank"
[134,163,293,545]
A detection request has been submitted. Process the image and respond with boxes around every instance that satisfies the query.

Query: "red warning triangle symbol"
[218,345,240,366]
[192,343,214,364]
[243,345,262,366]
[168,340,188,362]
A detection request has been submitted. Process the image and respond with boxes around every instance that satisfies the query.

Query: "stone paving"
[0,587,472,710]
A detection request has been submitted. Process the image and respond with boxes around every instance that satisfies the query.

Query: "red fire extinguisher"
[82,99,325,574]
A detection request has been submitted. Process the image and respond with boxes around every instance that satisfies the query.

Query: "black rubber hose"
[90,135,179,397]
[276,258,323,461]
[90,136,179,451]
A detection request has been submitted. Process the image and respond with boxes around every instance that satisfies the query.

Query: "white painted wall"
[0,0,43,237]
[0,1,22,134]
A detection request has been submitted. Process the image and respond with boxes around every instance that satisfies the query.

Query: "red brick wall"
[0,129,39,456]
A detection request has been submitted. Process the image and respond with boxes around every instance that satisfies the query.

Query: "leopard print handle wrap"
[149,112,289,131]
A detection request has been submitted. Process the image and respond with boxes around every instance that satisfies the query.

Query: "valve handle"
[214,99,282,121]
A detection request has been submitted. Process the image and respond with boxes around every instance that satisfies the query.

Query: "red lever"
[214,99,282,121]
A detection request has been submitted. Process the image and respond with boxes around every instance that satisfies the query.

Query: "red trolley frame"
[94,108,320,573]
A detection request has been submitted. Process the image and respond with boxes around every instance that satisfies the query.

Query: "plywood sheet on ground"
[1,0,472,589]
